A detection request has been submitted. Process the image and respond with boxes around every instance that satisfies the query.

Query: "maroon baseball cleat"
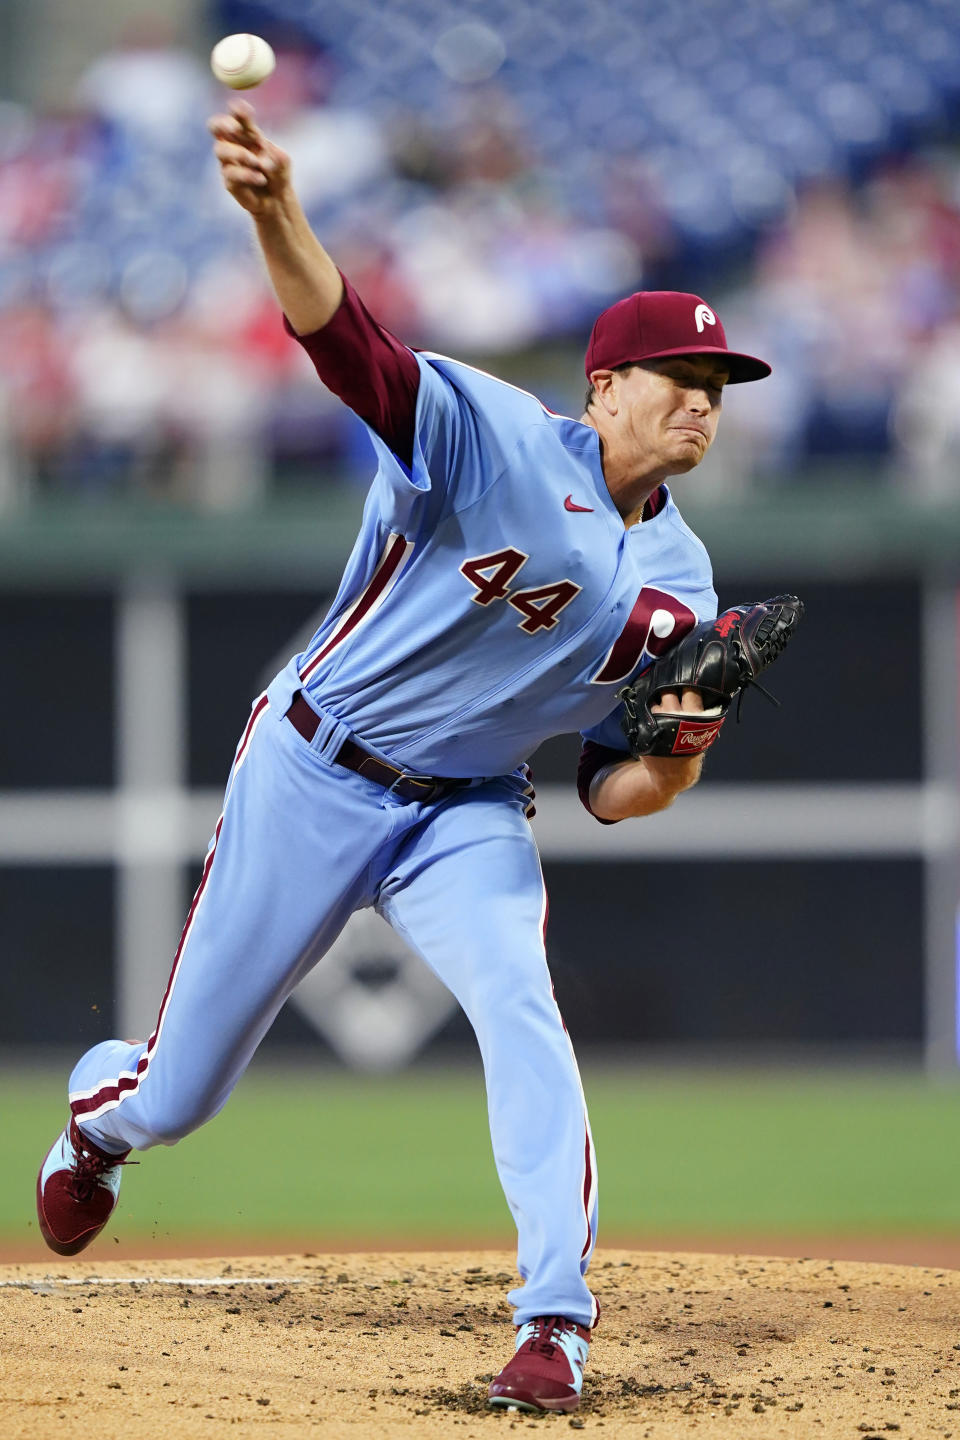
[488,1315,591,1412]
[36,1117,133,1256]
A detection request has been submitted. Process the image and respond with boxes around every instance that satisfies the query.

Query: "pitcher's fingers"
[229,98,261,139]
[208,100,263,150]
[207,111,246,140]
[221,163,269,188]
[213,139,275,172]
[681,689,706,712]
[651,690,682,714]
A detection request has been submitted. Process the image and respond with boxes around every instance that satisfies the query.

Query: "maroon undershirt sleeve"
[577,740,632,825]
[283,271,420,470]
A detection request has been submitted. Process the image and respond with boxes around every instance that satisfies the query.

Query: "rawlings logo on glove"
[671,717,726,753]
[617,594,804,759]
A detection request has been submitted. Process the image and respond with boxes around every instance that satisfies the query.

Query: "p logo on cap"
[694,304,716,333]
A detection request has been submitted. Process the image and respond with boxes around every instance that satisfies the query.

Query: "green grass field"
[6,1064,960,1248]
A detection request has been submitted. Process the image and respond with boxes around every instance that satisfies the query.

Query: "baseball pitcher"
[37,101,802,1415]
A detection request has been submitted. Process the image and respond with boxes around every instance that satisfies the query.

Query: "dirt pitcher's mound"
[2,1249,959,1439]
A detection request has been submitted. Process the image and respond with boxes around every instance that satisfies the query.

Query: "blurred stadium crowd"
[0,0,959,508]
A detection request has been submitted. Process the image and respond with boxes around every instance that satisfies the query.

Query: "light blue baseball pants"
[67,687,599,1326]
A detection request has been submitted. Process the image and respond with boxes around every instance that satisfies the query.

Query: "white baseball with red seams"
[210,34,276,89]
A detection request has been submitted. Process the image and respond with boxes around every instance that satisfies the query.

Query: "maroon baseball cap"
[585,291,771,384]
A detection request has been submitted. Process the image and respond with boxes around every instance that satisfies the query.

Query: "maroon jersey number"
[460,549,582,634]
[460,548,529,606]
[508,581,582,634]
[591,586,698,684]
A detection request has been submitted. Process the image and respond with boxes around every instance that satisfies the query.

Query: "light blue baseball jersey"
[279,352,717,777]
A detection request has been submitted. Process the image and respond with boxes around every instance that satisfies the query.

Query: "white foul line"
[0,1274,314,1290]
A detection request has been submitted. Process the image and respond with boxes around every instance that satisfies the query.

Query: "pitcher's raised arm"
[209,98,343,335]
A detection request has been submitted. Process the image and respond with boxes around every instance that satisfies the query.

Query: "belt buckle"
[386,769,440,804]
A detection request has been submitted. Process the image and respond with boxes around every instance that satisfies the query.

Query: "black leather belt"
[286,692,465,804]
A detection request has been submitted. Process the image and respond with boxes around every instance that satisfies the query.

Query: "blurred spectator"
[0,304,77,492]
[892,321,960,498]
[75,20,212,147]
[63,304,170,495]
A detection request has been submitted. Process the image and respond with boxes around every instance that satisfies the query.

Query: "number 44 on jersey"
[459,547,698,683]
[459,548,581,634]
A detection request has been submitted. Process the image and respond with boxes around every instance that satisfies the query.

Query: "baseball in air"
[210,33,276,89]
